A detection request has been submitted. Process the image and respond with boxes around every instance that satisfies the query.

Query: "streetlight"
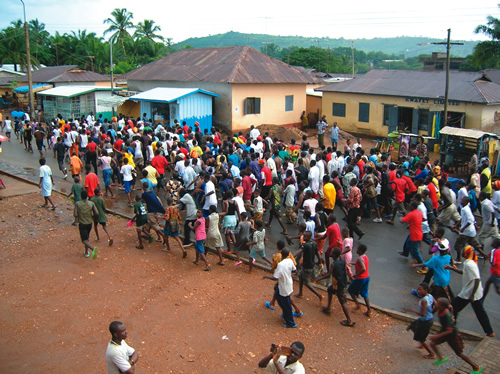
[19,0,34,120]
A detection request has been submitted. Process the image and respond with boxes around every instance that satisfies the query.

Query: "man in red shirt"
[483,238,500,301]
[86,140,98,174]
[241,168,255,205]
[84,164,100,198]
[317,214,343,273]
[387,171,408,225]
[399,200,425,264]
[260,159,272,200]
[151,149,169,192]
[425,176,439,210]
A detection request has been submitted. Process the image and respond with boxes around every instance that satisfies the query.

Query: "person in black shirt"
[53,136,68,178]
[294,231,323,303]
[316,247,355,327]
[294,158,308,186]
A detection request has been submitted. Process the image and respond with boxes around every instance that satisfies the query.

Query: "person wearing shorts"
[248,220,272,273]
[74,190,98,259]
[189,210,211,271]
[348,244,372,316]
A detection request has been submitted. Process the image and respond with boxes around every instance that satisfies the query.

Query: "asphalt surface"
[0,135,499,337]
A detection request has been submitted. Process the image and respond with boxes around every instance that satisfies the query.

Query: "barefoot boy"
[348,243,372,317]
[404,282,436,359]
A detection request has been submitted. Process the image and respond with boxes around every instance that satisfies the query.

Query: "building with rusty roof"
[316,69,500,138]
[18,65,110,86]
[124,46,319,131]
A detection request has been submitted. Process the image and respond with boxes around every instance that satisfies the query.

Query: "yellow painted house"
[317,70,500,138]
[124,46,318,131]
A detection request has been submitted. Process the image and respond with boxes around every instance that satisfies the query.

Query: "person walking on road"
[38,158,56,210]
[74,189,98,259]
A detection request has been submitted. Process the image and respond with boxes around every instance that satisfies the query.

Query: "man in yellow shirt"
[322,175,336,215]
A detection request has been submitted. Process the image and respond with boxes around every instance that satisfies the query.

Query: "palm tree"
[472,7,500,69]
[0,20,39,71]
[134,19,164,42]
[104,8,135,55]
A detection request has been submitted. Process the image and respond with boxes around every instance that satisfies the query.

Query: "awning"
[97,95,128,107]
[438,126,498,140]
[14,83,52,93]
[37,85,115,98]
[129,87,220,103]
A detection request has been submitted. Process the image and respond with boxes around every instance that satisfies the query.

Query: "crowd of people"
[2,111,499,373]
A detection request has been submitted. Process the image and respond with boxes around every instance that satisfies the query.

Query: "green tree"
[472,7,500,68]
[0,20,39,71]
[104,8,135,55]
[134,19,164,42]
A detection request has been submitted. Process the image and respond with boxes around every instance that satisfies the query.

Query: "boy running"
[248,220,272,273]
[348,244,372,317]
[90,188,113,246]
[132,195,148,249]
[189,209,211,271]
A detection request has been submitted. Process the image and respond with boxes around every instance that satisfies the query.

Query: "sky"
[1,0,499,43]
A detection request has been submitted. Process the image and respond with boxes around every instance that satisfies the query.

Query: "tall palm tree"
[134,19,164,42]
[104,8,135,55]
[473,8,500,69]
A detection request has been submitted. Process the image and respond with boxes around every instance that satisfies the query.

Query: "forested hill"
[174,31,477,58]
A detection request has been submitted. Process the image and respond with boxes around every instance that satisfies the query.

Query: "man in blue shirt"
[330,122,339,150]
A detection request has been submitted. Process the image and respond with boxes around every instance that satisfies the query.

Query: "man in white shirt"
[447,247,495,337]
[266,153,277,179]
[263,248,297,328]
[202,174,217,216]
[308,160,320,196]
[453,196,481,263]
[258,340,305,374]
[105,321,138,374]
[249,125,260,141]
[174,155,186,176]
[182,160,197,192]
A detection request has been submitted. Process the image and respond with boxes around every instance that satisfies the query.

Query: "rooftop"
[124,46,318,84]
[317,69,500,104]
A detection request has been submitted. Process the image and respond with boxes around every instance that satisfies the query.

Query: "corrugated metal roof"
[439,126,498,139]
[484,69,500,85]
[124,46,313,84]
[19,65,109,83]
[129,87,219,103]
[317,70,500,104]
[37,85,112,98]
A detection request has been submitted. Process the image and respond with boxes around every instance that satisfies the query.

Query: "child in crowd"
[264,240,302,317]
[304,211,315,239]
[189,209,211,271]
[233,212,252,266]
[348,244,372,317]
[429,298,482,373]
[341,227,353,281]
[247,220,272,273]
[68,176,84,226]
[90,188,113,246]
[132,195,148,250]
[205,205,224,266]
[163,197,188,258]
[404,282,436,359]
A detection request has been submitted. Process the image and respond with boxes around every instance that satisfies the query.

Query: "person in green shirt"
[68,176,84,226]
[132,195,148,249]
[74,189,99,259]
[90,188,113,246]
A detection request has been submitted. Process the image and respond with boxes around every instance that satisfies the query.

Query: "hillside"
[174,31,477,58]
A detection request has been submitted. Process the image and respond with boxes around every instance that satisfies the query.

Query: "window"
[244,97,261,115]
[332,103,346,117]
[358,103,370,123]
[383,105,390,126]
[285,95,294,111]
[419,109,429,131]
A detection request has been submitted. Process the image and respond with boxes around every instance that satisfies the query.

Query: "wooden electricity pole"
[432,29,463,129]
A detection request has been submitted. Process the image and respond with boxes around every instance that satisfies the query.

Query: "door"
[388,107,398,134]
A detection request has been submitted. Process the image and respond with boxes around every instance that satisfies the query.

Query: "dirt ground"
[0,187,456,373]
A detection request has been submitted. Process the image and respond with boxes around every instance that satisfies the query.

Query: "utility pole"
[110,40,114,94]
[20,0,34,120]
[351,40,355,78]
[432,29,463,129]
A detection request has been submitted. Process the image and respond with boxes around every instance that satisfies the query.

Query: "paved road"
[0,137,499,337]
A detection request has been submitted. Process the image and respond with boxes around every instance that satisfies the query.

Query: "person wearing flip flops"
[189,209,211,271]
[74,189,99,259]
[429,298,483,374]
[316,247,355,327]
